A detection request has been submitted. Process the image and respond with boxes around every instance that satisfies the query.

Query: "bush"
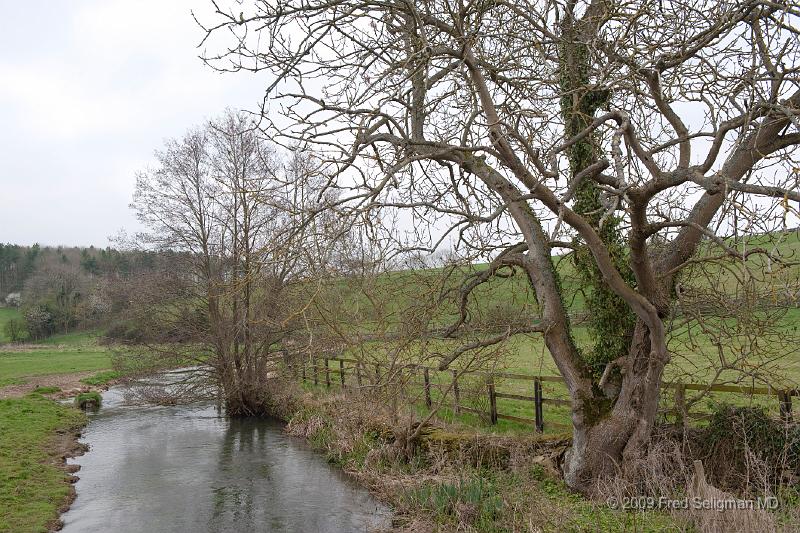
[698,404,800,490]
[104,321,146,343]
[3,318,28,342]
[23,307,55,340]
[74,391,102,410]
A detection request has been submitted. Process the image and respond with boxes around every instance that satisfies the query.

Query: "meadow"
[311,229,800,434]
[0,331,113,389]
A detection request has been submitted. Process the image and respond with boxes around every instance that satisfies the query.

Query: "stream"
[60,383,392,532]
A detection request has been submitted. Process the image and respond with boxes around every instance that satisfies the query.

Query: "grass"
[401,476,504,531]
[0,307,23,343]
[74,391,102,409]
[285,383,684,532]
[0,331,113,381]
[0,377,26,388]
[31,387,61,395]
[321,229,800,434]
[0,330,116,532]
[0,394,86,533]
[302,334,797,436]
[38,330,102,346]
[80,370,120,386]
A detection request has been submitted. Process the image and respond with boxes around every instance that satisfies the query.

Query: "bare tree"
[199,1,800,491]
[130,110,335,415]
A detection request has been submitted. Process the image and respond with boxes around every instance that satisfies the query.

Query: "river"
[60,384,392,532]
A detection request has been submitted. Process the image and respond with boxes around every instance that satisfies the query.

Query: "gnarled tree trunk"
[563,321,669,492]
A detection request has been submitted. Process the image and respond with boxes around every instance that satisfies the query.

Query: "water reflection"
[61,387,391,533]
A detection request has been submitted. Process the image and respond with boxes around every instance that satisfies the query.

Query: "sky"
[0,1,270,247]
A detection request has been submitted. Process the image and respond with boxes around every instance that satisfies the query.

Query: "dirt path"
[0,371,98,399]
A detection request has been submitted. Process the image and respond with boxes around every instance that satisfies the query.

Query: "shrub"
[403,476,503,530]
[74,391,102,410]
[104,321,146,343]
[23,306,55,340]
[698,404,800,490]
[3,318,28,342]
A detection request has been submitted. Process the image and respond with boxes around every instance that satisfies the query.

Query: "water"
[60,385,391,532]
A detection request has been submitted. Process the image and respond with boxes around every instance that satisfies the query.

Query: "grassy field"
[0,331,113,389]
[0,393,86,533]
[316,229,800,434]
[306,298,800,435]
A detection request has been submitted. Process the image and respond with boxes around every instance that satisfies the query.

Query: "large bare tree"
[131,110,335,415]
[199,1,800,491]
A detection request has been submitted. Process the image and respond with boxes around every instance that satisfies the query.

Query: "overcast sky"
[0,1,269,247]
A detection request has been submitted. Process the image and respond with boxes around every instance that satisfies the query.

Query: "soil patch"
[0,371,98,399]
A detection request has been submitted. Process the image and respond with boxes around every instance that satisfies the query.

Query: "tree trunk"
[563,321,669,493]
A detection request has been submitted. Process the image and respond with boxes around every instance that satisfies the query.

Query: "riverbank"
[0,393,88,533]
[0,331,117,532]
[265,378,677,532]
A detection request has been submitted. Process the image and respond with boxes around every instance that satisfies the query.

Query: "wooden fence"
[290,356,796,433]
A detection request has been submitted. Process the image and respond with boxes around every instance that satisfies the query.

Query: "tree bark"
[564,320,668,492]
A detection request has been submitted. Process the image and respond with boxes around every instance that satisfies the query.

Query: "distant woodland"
[0,244,169,340]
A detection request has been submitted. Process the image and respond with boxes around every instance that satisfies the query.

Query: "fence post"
[534,378,544,433]
[423,367,432,408]
[779,390,793,423]
[324,358,331,388]
[356,362,362,386]
[301,360,306,383]
[339,359,346,388]
[487,375,498,425]
[452,370,461,415]
[675,383,687,426]
[313,359,319,386]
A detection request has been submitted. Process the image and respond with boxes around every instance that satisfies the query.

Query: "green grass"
[0,349,112,380]
[74,391,102,409]
[0,307,23,343]
[0,395,86,533]
[0,332,113,381]
[80,370,120,386]
[31,387,61,395]
[302,324,798,436]
[38,330,102,346]
[401,476,504,531]
[0,377,26,388]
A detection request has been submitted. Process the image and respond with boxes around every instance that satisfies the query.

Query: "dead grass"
[270,376,679,532]
[595,426,800,533]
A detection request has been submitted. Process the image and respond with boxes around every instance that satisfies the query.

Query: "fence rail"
[290,356,795,433]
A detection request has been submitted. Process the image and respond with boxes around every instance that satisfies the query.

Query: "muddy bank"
[0,370,114,400]
[46,425,89,532]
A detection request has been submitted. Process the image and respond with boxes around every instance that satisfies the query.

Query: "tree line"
[0,243,168,341]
